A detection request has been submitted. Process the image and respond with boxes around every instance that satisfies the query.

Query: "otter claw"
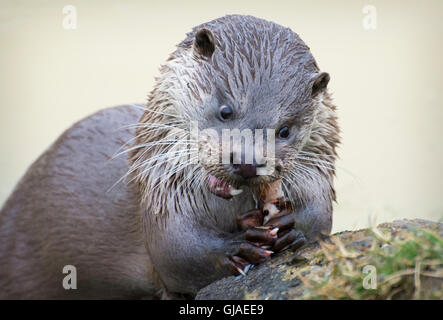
[234,264,252,278]
[229,187,243,196]
[236,267,246,276]
[270,227,279,236]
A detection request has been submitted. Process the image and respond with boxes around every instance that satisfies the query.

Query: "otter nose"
[230,151,266,179]
[232,164,257,179]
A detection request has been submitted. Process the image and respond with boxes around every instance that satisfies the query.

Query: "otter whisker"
[295,157,335,168]
[292,163,323,181]
[121,120,186,131]
[175,164,203,198]
[294,159,336,172]
[136,149,198,175]
[124,132,194,166]
[287,169,314,190]
[190,167,206,194]
[112,140,197,160]
[298,151,358,180]
[111,122,191,160]
[284,174,310,208]
[110,149,197,191]
[282,175,307,208]
[287,168,327,204]
[295,155,336,166]
[299,150,337,157]
[131,154,197,189]
[150,155,199,192]
[296,160,335,171]
[295,154,335,165]
[138,149,198,173]
[280,176,298,208]
[131,104,182,119]
[130,144,194,170]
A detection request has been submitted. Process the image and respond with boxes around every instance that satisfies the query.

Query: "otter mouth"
[207,175,243,199]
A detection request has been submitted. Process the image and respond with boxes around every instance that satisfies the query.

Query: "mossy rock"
[196,219,443,300]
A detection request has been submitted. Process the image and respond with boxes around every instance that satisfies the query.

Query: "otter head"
[131,15,337,206]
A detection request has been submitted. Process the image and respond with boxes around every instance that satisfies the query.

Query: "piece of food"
[260,179,284,224]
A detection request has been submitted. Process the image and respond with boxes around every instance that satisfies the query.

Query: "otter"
[0,15,339,299]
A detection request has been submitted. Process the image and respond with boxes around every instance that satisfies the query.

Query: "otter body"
[0,106,155,299]
[0,15,339,299]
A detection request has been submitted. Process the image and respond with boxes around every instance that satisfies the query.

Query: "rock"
[196,219,443,300]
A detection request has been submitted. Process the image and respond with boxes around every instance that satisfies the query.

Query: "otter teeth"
[207,174,242,199]
[229,186,243,196]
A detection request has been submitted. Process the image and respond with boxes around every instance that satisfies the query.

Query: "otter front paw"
[236,209,264,230]
[224,239,274,276]
[225,209,279,275]
[264,209,306,252]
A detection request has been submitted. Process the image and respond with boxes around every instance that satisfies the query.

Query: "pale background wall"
[0,0,442,232]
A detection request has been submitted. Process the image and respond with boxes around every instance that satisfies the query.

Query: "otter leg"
[225,240,274,275]
[146,213,276,295]
[291,200,333,243]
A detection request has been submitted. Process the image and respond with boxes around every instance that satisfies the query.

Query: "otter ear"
[311,72,330,97]
[194,28,216,59]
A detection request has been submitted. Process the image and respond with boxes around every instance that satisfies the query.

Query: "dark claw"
[231,255,249,268]
[228,255,250,275]
[227,259,244,276]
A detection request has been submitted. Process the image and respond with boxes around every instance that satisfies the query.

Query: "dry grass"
[297,226,443,299]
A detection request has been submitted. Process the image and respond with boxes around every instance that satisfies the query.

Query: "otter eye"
[219,105,233,120]
[278,126,290,139]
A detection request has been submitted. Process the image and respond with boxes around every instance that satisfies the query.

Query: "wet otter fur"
[0,15,339,299]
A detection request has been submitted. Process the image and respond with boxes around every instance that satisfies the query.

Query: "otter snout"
[231,152,266,179]
[230,151,268,179]
[232,164,257,178]
[232,162,268,179]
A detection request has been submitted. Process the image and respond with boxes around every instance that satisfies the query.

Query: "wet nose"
[232,164,257,179]
[231,151,266,179]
